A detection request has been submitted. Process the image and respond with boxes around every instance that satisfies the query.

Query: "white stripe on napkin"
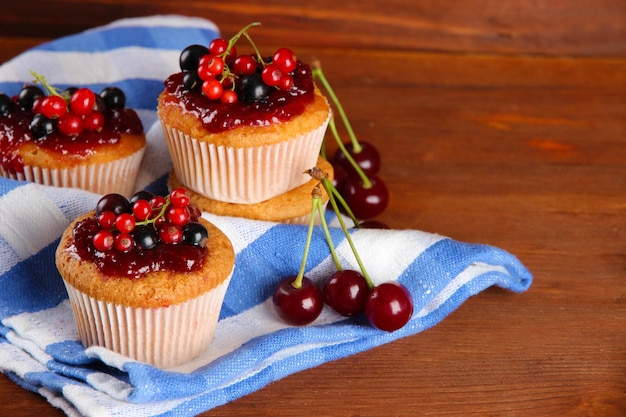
[0,183,70,261]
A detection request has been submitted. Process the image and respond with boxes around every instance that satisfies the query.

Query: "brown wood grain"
[1,0,625,60]
[1,2,626,416]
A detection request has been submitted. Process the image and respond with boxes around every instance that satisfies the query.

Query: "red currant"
[159,222,183,244]
[169,188,190,207]
[221,90,238,103]
[273,276,323,326]
[198,54,224,77]
[202,79,224,100]
[132,199,152,221]
[69,88,96,116]
[57,112,83,137]
[149,195,167,209]
[233,55,257,75]
[323,270,371,316]
[166,206,191,227]
[365,281,414,332]
[93,230,114,252]
[261,64,283,87]
[97,211,117,230]
[273,47,297,73]
[208,38,228,55]
[114,233,134,252]
[40,95,66,119]
[278,74,294,91]
[83,110,105,132]
[115,213,136,233]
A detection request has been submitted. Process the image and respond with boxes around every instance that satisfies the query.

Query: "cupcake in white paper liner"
[0,146,145,197]
[56,213,236,369]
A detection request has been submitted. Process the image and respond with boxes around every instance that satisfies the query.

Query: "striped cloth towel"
[0,15,532,417]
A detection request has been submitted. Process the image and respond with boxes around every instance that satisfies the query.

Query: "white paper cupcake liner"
[0,146,145,197]
[63,272,232,369]
[161,114,330,204]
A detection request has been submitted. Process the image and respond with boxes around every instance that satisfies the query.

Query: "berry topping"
[70,188,209,278]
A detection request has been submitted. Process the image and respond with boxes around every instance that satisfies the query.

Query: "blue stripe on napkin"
[0,15,532,417]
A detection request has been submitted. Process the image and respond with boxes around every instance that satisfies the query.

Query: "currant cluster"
[178,22,299,104]
[273,181,413,332]
[0,71,127,139]
[91,188,208,253]
[312,63,389,223]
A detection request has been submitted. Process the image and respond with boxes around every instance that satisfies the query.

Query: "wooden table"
[1,2,625,416]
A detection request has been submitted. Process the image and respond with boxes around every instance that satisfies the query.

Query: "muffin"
[0,81,146,197]
[167,157,335,224]
[55,189,235,368]
[157,34,331,204]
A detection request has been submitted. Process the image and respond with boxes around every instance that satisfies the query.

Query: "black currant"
[100,87,126,109]
[130,190,155,204]
[182,72,201,92]
[182,222,209,247]
[18,85,44,111]
[0,93,13,116]
[237,73,271,103]
[29,114,56,139]
[179,44,209,71]
[95,193,131,216]
[133,225,159,250]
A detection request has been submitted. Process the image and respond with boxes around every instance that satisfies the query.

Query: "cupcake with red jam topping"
[157,23,331,204]
[55,188,235,368]
[0,73,146,197]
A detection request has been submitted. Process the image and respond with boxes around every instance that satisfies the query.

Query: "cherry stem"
[312,175,374,289]
[314,192,342,271]
[292,191,318,289]
[328,117,372,189]
[311,63,362,153]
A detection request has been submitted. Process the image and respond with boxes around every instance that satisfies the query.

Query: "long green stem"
[292,194,318,289]
[320,178,374,289]
[328,117,372,188]
[312,65,362,153]
[315,196,342,270]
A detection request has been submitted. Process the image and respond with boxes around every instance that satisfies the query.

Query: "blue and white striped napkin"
[0,15,532,417]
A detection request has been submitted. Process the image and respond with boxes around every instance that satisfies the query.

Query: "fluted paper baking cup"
[160,116,330,204]
[0,146,145,197]
[62,274,232,369]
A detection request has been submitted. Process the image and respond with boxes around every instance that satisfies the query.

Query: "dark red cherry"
[341,175,389,220]
[365,281,414,332]
[323,270,370,316]
[330,160,348,190]
[273,276,323,326]
[332,141,381,177]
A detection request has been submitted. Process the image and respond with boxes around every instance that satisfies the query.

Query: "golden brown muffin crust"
[20,132,146,169]
[56,215,235,308]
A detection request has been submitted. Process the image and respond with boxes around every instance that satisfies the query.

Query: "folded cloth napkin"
[0,15,532,417]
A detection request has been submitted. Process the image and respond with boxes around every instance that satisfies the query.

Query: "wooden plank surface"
[1,2,626,416]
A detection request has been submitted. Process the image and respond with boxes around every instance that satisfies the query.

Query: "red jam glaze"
[0,108,143,174]
[163,61,315,133]
[70,217,207,279]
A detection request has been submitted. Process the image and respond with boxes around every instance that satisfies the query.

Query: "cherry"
[133,225,158,250]
[17,85,44,111]
[365,281,414,332]
[332,141,381,178]
[0,93,13,116]
[100,87,126,109]
[341,175,389,220]
[29,114,55,139]
[323,269,370,316]
[273,276,323,326]
[96,193,130,216]
[182,222,209,247]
